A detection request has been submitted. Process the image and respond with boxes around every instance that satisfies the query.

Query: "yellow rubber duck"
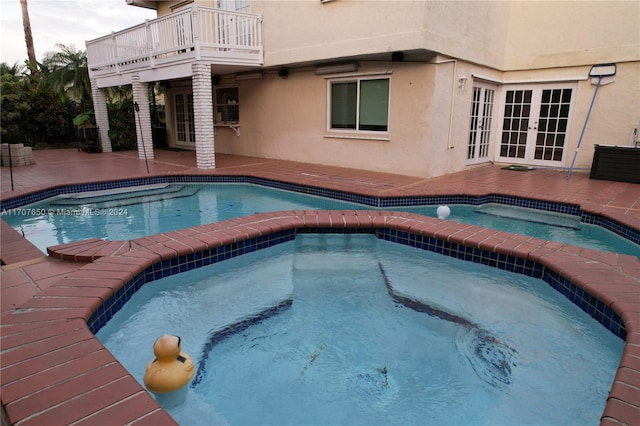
[143,334,195,394]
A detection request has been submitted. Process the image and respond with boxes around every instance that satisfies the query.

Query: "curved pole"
[567,75,603,180]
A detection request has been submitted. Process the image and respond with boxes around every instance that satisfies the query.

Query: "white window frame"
[466,81,497,165]
[214,85,240,125]
[326,75,391,135]
[173,89,195,147]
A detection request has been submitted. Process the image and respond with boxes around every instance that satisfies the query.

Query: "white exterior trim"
[472,74,589,85]
[325,74,392,135]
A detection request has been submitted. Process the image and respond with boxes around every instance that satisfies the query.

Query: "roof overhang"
[125,0,157,10]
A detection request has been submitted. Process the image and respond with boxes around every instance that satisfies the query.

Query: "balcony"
[86,4,263,82]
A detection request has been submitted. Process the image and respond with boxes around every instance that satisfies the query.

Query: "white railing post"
[145,19,155,68]
[258,12,264,61]
[229,10,237,49]
[191,3,201,60]
[214,9,223,49]
[111,32,120,74]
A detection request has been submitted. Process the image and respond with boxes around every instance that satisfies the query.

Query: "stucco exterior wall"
[498,61,640,168]
[139,0,639,178]
[175,59,640,178]
[210,59,499,179]
[214,62,450,178]
[504,1,640,70]
[255,0,640,74]
[254,0,510,70]
[567,62,640,167]
[153,0,638,73]
[162,59,638,178]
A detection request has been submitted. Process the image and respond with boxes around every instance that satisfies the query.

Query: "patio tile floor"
[1,149,639,425]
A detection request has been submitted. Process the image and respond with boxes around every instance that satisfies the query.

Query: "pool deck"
[1,149,639,425]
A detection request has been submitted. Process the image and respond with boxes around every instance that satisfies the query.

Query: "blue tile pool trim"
[375,228,625,339]
[543,269,625,338]
[87,227,626,342]
[1,175,638,245]
[86,229,297,334]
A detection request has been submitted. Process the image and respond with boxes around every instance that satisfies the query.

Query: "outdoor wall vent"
[314,62,359,75]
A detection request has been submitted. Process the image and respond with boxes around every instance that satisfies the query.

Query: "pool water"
[399,203,639,257]
[3,183,638,257]
[3,183,359,252]
[96,234,624,426]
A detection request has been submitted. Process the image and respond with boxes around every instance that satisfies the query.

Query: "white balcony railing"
[86,4,263,78]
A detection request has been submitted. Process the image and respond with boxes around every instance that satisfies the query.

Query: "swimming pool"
[2,182,638,257]
[0,167,636,426]
[96,234,624,425]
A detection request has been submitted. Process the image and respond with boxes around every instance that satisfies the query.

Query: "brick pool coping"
[0,210,638,425]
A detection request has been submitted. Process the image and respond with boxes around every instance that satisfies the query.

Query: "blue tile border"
[87,227,626,343]
[86,229,296,334]
[542,269,625,338]
[375,228,624,339]
[1,175,638,245]
[376,228,545,279]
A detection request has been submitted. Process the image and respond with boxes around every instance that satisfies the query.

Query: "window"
[329,78,389,132]
[214,87,239,124]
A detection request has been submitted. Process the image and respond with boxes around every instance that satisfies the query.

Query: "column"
[192,61,215,169]
[90,78,111,152]
[131,73,154,160]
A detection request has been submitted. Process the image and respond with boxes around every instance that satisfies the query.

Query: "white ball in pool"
[436,205,451,219]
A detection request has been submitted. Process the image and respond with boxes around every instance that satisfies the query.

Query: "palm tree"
[0,63,25,79]
[40,44,91,108]
[20,0,38,78]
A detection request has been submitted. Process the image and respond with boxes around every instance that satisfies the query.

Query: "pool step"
[56,183,171,199]
[50,184,199,208]
[474,203,581,229]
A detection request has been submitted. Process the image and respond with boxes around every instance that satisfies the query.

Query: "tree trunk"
[20,0,38,77]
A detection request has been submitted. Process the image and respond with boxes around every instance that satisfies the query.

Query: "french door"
[497,84,575,166]
[467,82,496,164]
[174,91,195,146]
